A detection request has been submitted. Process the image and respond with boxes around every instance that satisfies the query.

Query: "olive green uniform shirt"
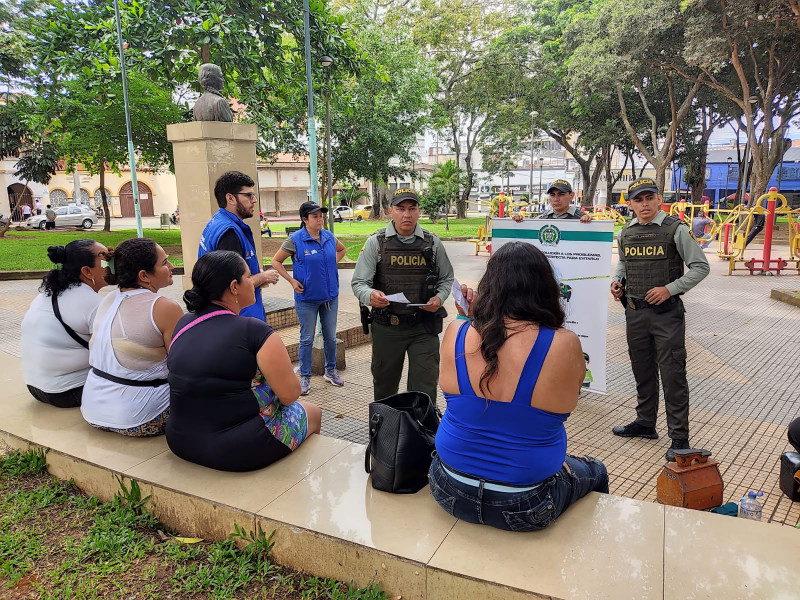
[612,211,710,297]
[352,221,454,306]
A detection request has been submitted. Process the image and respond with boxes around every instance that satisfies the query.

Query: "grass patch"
[0,450,389,599]
[0,229,183,271]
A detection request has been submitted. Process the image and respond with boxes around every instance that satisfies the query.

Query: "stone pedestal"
[311,334,346,375]
[167,121,262,288]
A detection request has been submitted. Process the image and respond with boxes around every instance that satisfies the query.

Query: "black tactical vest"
[373,228,435,315]
[618,215,685,299]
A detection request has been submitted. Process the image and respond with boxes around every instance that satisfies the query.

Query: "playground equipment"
[591,205,629,226]
[716,188,800,275]
[468,224,490,255]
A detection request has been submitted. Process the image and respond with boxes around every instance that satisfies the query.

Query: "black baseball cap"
[628,178,659,199]
[299,201,328,220]
[547,180,573,194]
[391,188,420,206]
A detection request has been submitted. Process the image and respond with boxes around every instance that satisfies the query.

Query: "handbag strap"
[364,413,382,474]
[51,294,89,349]
[169,310,234,350]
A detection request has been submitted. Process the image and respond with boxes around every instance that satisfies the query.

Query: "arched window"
[50,189,68,207]
[76,188,90,204]
[94,188,112,207]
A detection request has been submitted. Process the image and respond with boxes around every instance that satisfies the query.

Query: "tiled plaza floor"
[1,240,799,525]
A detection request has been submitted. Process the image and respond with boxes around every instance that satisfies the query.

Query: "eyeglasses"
[236,192,257,200]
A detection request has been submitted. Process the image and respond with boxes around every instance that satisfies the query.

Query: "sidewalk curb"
[771,289,800,308]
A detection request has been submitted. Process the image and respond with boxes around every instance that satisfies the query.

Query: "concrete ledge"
[2,352,799,599]
[771,289,800,308]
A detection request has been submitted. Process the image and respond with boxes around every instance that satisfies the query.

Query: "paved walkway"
[2,240,799,525]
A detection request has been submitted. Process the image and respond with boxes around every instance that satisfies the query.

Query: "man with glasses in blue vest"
[198,171,279,321]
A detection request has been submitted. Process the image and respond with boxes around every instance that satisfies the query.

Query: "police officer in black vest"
[352,189,454,402]
[610,178,710,462]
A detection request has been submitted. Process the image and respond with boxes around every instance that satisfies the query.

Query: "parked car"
[0,212,7,228]
[27,204,98,230]
[352,204,372,221]
[331,205,353,222]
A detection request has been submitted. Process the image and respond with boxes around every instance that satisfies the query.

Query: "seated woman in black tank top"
[166,251,322,472]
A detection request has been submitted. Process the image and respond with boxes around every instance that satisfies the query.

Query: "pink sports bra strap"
[169,310,234,350]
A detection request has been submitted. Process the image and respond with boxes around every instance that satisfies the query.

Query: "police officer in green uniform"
[610,178,710,461]
[539,180,593,222]
[352,189,454,402]
[513,180,593,223]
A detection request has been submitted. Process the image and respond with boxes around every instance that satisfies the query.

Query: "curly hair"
[105,238,158,289]
[471,242,565,396]
[213,171,254,208]
[184,251,247,312]
[40,239,98,297]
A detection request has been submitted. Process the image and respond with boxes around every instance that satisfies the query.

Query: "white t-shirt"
[21,283,103,393]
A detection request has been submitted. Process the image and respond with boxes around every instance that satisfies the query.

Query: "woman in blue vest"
[430,242,608,532]
[271,202,347,396]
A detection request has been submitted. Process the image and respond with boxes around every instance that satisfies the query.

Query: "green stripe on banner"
[492,229,614,242]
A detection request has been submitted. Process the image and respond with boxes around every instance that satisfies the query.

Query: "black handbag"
[364,391,441,494]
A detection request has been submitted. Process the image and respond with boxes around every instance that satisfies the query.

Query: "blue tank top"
[435,321,569,486]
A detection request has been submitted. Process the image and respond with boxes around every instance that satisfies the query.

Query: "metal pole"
[538,159,543,206]
[113,0,142,237]
[72,170,82,205]
[528,122,535,204]
[724,158,731,208]
[303,0,319,204]
[325,93,334,236]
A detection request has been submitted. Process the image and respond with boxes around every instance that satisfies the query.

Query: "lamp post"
[302,0,319,204]
[528,111,538,205]
[538,157,544,206]
[320,55,334,234]
[724,156,732,209]
[113,0,142,237]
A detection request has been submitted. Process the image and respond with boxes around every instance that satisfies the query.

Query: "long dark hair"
[184,250,247,312]
[105,238,158,289]
[40,239,98,297]
[471,242,565,395]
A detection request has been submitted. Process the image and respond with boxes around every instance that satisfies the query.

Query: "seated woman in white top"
[21,240,110,408]
[81,238,183,437]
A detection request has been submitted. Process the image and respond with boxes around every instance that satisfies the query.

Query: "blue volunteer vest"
[290,228,339,304]
[198,208,265,320]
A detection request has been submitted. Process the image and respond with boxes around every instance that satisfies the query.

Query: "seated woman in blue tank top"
[430,242,608,532]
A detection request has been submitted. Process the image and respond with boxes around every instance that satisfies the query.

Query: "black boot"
[612,422,658,439]
[665,438,691,462]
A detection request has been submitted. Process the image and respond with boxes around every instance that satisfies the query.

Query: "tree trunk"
[0,184,25,238]
[100,162,111,232]
[690,151,708,205]
[458,171,473,218]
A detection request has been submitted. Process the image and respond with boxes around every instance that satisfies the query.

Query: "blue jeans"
[295,296,338,376]
[428,453,608,532]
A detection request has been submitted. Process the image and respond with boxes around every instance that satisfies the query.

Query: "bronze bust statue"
[193,63,234,122]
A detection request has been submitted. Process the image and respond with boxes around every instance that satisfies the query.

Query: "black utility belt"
[626,296,680,311]
[92,367,168,388]
[371,309,421,327]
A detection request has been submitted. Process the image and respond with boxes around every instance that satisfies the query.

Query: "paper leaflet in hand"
[384,292,411,303]
[451,279,470,315]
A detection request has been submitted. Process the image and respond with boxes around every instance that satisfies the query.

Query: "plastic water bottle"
[738,491,764,521]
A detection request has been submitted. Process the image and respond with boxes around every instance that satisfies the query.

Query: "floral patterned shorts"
[251,371,308,450]
[89,407,169,437]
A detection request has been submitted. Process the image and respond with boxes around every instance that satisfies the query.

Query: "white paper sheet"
[384,292,411,303]
[451,279,470,315]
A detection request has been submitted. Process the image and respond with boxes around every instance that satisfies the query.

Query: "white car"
[331,206,353,222]
[27,205,98,230]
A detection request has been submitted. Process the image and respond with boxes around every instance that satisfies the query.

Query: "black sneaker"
[611,422,659,439]
[665,439,691,462]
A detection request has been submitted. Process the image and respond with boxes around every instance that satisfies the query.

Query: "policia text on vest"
[352,220,454,403]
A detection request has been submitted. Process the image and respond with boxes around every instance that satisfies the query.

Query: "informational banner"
[491,218,614,394]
